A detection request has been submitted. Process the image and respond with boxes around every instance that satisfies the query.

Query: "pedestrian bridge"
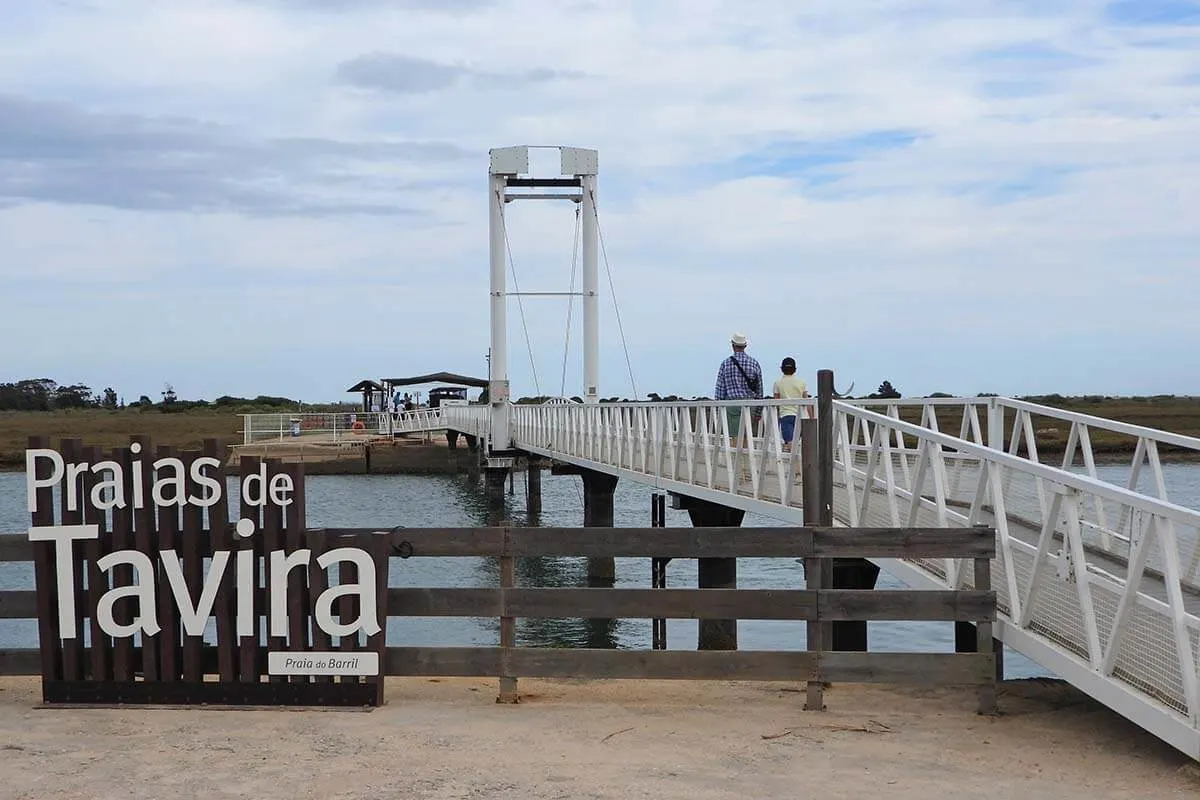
[254,144,1200,759]
[410,394,1200,760]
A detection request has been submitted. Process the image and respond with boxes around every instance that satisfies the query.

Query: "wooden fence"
[3,503,997,713]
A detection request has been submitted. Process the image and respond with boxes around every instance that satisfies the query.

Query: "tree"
[0,379,56,410]
[101,388,119,409]
[54,383,95,409]
[872,380,901,399]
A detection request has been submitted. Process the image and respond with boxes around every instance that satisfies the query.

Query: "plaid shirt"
[714,352,763,400]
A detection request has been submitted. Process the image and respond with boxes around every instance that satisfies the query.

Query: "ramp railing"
[501,396,1200,759]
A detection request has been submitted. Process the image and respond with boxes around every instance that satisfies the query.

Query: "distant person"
[713,332,763,439]
[772,357,809,450]
[403,393,414,412]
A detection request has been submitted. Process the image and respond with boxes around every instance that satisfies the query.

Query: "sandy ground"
[0,676,1197,800]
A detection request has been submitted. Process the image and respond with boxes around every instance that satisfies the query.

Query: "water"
[3,463,1199,678]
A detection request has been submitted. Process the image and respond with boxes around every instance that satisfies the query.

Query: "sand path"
[0,676,1196,799]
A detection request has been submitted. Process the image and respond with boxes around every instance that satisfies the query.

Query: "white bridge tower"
[487,145,600,452]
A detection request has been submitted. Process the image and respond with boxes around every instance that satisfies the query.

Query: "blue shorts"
[779,414,797,443]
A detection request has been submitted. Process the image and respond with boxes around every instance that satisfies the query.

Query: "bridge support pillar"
[525,459,542,519]
[581,470,619,584]
[672,494,743,651]
[485,467,509,524]
[446,430,460,450]
[829,560,880,651]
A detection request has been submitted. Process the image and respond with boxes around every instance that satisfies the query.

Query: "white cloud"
[0,0,1198,399]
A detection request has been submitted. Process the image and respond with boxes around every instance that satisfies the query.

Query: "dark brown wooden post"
[81,445,112,681]
[800,419,825,711]
[180,451,205,683]
[130,435,159,681]
[338,535,360,687]
[816,370,834,526]
[368,532,389,706]
[284,463,309,684]
[975,554,997,715]
[263,459,286,684]
[497,522,518,703]
[306,530,333,684]
[155,445,180,682]
[111,446,135,683]
[58,438,85,681]
[28,435,63,689]
[238,455,263,684]
[203,439,236,683]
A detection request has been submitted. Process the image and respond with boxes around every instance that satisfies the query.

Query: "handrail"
[834,401,1200,528]
[998,397,1200,452]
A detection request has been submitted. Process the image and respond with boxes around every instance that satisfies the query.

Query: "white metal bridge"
[241,145,1200,758]
[413,144,1200,760]
[432,395,1200,760]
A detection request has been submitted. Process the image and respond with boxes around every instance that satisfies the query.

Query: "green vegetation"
[4,374,1199,470]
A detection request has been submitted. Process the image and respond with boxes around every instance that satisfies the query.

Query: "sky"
[1,0,1198,404]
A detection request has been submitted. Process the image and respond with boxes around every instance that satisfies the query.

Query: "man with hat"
[713,332,763,440]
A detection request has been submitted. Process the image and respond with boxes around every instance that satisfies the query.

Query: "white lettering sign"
[25,447,380,645]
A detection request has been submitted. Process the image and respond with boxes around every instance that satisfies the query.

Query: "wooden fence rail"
[0,523,997,713]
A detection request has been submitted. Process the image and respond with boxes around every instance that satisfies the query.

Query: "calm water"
[2,463,1198,678]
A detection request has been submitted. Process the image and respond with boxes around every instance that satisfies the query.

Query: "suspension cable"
[495,189,541,396]
[589,189,639,401]
[561,207,581,398]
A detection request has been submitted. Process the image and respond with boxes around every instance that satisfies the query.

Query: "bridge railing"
[832,400,1200,739]
[840,396,1200,510]
[510,398,819,508]
[441,402,490,440]
[507,396,1200,741]
[241,411,391,444]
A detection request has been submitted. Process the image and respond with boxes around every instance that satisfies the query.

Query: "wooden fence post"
[975,554,998,715]
[498,521,518,703]
[800,418,825,711]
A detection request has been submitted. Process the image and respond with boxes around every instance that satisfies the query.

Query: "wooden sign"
[24,436,387,707]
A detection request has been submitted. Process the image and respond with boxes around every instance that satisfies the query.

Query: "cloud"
[1,0,1199,400]
[0,94,471,215]
[243,0,495,11]
[335,53,585,94]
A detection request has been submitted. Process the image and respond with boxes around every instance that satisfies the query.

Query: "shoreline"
[0,675,1195,798]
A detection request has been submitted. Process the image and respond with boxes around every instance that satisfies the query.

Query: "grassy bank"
[2,396,1199,470]
[0,408,241,469]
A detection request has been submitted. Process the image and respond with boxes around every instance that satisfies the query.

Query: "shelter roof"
[346,380,385,393]
[381,372,488,389]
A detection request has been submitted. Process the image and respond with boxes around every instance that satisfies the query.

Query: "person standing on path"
[772,356,809,450]
[713,332,763,440]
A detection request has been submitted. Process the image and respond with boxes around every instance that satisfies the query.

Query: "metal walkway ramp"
[442,395,1200,759]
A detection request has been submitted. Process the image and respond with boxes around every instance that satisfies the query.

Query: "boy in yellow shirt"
[771,357,809,450]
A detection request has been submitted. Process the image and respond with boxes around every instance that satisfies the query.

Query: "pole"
[581,172,599,404]
[488,173,510,450]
